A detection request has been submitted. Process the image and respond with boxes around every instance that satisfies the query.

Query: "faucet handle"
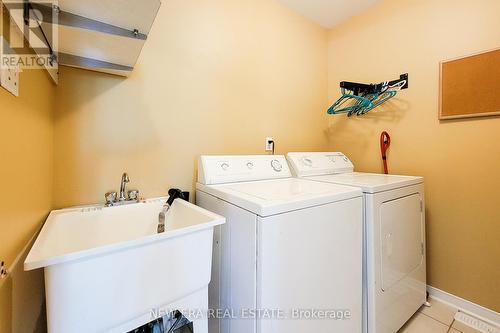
[128,190,139,201]
[105,191,117,206]
[122,173,130,183]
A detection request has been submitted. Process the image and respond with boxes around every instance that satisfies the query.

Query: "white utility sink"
[25,198,225,333]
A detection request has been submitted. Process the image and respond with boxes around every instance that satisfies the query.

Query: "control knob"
[271,159,283,172]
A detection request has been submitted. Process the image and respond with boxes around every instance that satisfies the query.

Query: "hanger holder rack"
[340,73,408,96]
[328,73,409,117]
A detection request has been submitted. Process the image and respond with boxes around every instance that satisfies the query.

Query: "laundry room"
[0,0,499,332]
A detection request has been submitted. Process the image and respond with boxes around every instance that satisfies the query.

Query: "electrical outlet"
[265,137,274,152]
[0,37,20,97]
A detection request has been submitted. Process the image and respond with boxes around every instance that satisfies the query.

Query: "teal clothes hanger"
[355,90,397,115]
[327,73,408,117]
[327,89,374,115]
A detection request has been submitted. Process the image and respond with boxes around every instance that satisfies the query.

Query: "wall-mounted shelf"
[3,0,162,82]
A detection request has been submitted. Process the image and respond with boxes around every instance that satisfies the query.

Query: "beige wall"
[0,67,55,270]
[53,0,329,207]
[0,66,55,331]
[2,1,496,330]
[327,0,500,311]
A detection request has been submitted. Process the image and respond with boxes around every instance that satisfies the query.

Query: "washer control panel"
[286,152,354,177]
[198,155,292,185]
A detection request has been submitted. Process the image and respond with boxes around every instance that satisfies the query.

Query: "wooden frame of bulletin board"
[439,48,500,120]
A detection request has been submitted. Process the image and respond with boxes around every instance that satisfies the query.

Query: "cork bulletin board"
[439,48,500,120]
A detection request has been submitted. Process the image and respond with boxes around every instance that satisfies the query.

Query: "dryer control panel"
[287,152,354,177]
[198,155,292,185]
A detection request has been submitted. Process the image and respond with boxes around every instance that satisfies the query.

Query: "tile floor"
[398,297,483,333]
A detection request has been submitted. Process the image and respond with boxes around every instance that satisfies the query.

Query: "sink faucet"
[104,172,140,207]
[118,173,130,201]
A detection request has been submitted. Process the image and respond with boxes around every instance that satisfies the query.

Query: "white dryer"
[287,152,426,333]
[196,155,364,333]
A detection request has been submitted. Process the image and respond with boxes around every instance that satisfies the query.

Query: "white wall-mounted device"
[0,37,20,97]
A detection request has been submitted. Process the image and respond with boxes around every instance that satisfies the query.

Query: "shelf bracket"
[30,2,148,40]
[58,52,133,75]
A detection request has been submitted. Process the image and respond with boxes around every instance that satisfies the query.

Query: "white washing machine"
[287,152,426,333]
[196,155,364,333]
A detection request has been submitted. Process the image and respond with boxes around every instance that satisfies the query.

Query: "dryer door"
[380,193,423,291]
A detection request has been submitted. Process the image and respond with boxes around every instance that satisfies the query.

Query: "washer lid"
[307,172,423,193]
[196,178,362,217]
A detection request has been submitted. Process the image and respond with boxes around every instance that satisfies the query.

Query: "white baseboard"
[427,285,500,327]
